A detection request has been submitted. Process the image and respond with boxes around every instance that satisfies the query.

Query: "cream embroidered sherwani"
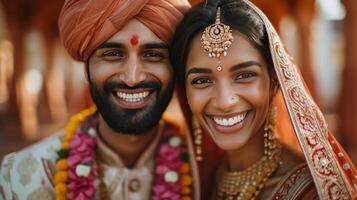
[0,120,200,200]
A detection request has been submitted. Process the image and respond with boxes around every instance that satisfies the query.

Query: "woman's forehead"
[186,31,265,70]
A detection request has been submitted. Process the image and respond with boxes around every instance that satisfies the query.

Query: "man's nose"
[119,57,146,87]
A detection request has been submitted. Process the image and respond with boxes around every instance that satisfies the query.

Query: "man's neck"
[97,115,159,168]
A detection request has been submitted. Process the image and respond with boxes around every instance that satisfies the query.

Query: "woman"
[170,0,357,199]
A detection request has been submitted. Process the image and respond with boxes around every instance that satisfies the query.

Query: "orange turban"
[58,0,191,62]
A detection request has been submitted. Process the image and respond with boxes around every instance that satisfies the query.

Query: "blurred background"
[0,0,356,164]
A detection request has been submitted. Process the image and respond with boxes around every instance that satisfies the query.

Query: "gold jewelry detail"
[201,7,234,72]
[217,106,281,200]
[192,116,203,161]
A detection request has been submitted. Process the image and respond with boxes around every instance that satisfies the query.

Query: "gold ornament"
[192,116,203,161]
[216,106,281,200]
[201,7,234,72]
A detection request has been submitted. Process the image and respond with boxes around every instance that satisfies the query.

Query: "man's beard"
[89,79,174,135]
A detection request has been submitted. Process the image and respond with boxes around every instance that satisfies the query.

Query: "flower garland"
[54,106,193,200]
[55,106,97,200]
[152,123,193,200]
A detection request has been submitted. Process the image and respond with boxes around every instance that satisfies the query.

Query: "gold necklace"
[217,111,281,200]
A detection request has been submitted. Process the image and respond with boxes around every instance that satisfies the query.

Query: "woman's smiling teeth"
[212,112,247,127]
[116,91,150,102]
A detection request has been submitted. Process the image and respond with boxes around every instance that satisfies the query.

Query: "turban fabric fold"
[58,0,190,61]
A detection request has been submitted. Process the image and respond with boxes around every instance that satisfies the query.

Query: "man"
[0,0,199,199]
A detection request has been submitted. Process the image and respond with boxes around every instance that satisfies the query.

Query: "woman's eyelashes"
[234,72,257,82]
[190,71,257,88]
[191,77,213,88]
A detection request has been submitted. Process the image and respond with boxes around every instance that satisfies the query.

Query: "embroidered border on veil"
[242,0,357,199]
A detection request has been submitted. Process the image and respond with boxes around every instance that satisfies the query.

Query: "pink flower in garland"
[157,144,182,169]
[67,130,97,200]
[67,175,96,200]
[67,132,96,167]
[152,134,184,200]
[70,132,96,154]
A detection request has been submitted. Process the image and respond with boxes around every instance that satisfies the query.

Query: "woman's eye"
[191,77,213,87]
[235,72,256,81]
[102,50,125,60]
[143,51,165,62]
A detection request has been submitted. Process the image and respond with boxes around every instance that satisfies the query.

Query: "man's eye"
[191,77,213,86]
[102,50,125,60]
[143,51,165,62]
[235,72,256,81]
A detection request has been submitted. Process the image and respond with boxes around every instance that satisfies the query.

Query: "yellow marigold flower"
[55,183,67,195]
[56,159,68,171]
[54,171,68,184]
[64,132,75,141]
[181,175,193,186]
[74,114,84,122]
[182,186,192,195]
[61,142,70,149]
[180,163,190,174]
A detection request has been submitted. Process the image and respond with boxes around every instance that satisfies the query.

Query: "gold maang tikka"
[201,7,234,72]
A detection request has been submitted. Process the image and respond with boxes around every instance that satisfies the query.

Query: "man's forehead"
[106,19,164,45]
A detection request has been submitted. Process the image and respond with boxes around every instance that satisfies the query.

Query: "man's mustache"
[104,81,161,92]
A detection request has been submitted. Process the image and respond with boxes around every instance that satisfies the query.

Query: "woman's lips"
[208,111,250,133]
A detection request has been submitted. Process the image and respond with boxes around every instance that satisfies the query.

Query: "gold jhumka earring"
[216,106,282,200]
[192,116,203,161]
[201,7,234,72]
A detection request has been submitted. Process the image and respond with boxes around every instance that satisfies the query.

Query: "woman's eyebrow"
[186,67,212,77]
[229,61,262,72]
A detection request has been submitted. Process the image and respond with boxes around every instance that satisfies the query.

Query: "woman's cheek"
[187,88,207,114]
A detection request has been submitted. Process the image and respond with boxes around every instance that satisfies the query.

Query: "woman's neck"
[225,127,265,172]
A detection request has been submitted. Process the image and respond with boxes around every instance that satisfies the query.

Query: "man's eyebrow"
[142,42,168,49]
[97,42,125,49]
[186,67,212,77]
[229,61,262,72]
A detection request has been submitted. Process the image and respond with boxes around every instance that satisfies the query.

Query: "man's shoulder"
[0,130,65,200]
[4,130,65,164]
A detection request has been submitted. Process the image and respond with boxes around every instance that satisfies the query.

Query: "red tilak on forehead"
[130,34,139,46]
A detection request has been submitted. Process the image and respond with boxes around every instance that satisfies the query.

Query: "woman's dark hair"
[170,0,274,87]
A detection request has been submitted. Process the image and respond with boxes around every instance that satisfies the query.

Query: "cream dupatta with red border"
[242,0,357,199]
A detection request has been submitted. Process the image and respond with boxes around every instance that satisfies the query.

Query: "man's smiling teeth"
[116,91,150,102]
[213,113,247,127]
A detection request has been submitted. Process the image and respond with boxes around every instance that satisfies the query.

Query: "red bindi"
[130,34,139,46]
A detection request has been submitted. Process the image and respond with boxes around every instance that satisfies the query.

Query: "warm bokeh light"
[0,40,13,106]
[317,0,346,20]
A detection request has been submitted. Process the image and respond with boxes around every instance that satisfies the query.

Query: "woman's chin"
[211,134,251,151]
[215,141,247,151]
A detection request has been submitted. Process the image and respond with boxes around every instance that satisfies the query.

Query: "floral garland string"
[55,106,97,200]
[152,122,193,200]
[54,106,193,200]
